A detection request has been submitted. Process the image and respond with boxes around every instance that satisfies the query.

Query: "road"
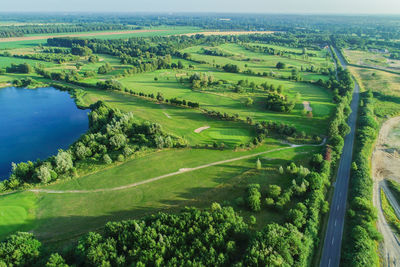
[319,47,360,267]
[377,181,400,267]
[28,140,325,194]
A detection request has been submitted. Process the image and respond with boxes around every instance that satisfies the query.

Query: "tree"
[250,215,257,225]
[0,232,41,266]
[245,97,253,107]
[75,62,84,70]
[55,150,73,173]
[35,165,51,183]
[256,158,262,170]
[103,154,112,164]
[276,62,286,69]
[267,184,281,199]
[279,166,284,174]
[243,223,303,266]
[46,253,68,267]
[247,184,261,212]
[109,134,127,150]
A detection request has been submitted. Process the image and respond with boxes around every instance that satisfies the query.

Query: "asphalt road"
[319,47,360,267]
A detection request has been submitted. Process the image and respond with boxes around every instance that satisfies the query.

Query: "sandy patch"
[0,30,167,43]
[181,31,274,37]
[194,126,210,133]
[303,101,312,112]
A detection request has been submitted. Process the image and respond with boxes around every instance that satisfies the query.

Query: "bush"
[103,154,112,164]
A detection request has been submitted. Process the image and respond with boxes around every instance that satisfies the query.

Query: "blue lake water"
[0,87,88,180]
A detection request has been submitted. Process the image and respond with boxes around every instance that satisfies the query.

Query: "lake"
[0,87,89,180]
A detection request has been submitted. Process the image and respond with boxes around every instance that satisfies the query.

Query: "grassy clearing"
[349,66,400,118]
[0,142,321,242]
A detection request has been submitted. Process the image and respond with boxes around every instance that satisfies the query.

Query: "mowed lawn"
[80,87,255,147]
[0,142,322,242]
[117,65,334,135]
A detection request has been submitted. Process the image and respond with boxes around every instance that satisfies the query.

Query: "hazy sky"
[2,0,399,14]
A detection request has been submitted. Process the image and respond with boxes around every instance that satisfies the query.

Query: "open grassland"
[182,43,333,81]
[349,66,400,118]
[343,49,400,72]
[0,142,321,242]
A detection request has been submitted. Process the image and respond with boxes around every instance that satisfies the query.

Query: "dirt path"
[194,126,210,133]
[302,101,312,112]
[0,30,167,43]
[372,116,400,266]
[28,140,325,195]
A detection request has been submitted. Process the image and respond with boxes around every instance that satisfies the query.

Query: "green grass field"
[0,141,321,242]
[0,31,332,245]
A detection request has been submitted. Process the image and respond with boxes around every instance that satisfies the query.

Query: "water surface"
[0,87,88,179]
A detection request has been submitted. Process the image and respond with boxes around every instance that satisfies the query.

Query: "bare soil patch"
[0,30,167,43]
[194,126,210,133]
[372,116,400,265]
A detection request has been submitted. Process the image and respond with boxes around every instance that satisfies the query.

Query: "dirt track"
[372,116,400,266]
[0,30,167,43]
[29,139,325,195]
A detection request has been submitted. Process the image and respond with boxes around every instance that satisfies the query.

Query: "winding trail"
[29,140,325,194]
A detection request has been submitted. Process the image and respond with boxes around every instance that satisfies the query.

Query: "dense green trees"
[342,90,380,266]
[76,205,248,266]
[0,23,131,38]
[265,93,295,113]
[0,232,41,266]
[244,223,304,266]
[6,63,32,73]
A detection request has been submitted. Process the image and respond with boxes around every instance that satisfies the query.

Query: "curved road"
[320,47,360,267]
